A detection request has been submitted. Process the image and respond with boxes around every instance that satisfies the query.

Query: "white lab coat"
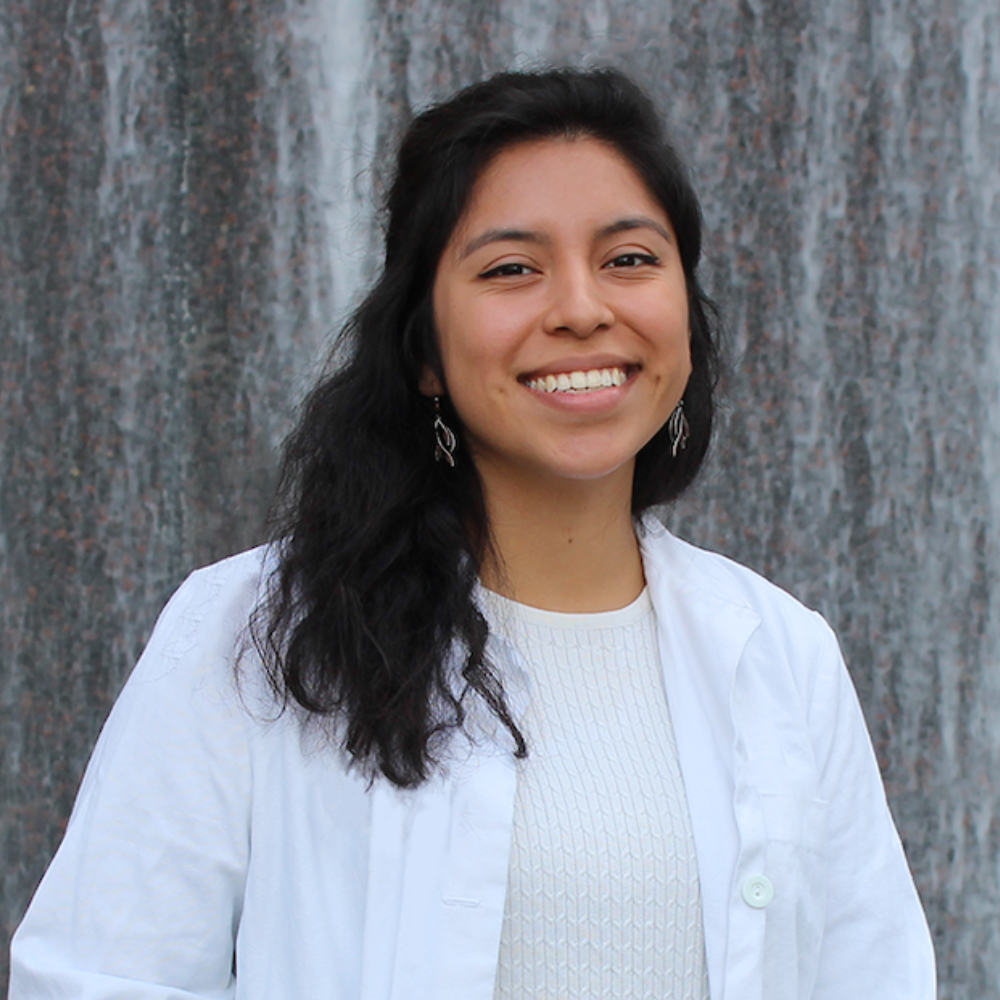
[10,520,936,999]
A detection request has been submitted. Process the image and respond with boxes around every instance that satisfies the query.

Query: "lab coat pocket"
[758,792,829,999]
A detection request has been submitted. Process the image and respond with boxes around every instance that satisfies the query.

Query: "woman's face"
[428,137,692,495]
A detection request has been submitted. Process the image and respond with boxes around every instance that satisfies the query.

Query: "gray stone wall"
[2,0,998,994]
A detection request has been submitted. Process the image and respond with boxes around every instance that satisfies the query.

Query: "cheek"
[667,298,692,367]
[640,300,691,362]
[440,312,522,387]
[437,328,487,389]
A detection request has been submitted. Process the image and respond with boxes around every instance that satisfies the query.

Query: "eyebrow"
[459,228,550,259]
[596,216,674,244]
[459,215,673,260]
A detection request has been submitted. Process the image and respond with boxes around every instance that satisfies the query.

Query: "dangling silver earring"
[433,396,457,467]
[667,400,689,457]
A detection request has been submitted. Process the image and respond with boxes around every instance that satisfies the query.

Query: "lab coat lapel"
[641,521,761,1000]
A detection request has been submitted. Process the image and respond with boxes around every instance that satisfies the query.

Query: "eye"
[606,252,660,269]
[479,262,536,279]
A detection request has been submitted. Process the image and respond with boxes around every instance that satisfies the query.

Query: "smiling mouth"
[524,366,631,394]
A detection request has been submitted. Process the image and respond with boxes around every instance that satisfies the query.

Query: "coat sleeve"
[9,559,259,999]
[804,616,936,999]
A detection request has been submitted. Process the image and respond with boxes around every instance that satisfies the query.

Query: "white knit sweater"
[482,589,710,1000]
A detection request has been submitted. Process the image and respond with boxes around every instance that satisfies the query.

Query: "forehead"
[454,137,668,236]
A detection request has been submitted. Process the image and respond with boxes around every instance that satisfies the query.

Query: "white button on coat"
[742,874,775,909]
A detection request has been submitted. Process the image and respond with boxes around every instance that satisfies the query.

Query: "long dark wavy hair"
[252,67,721,787]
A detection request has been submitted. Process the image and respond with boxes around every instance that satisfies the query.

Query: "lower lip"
[522,375,635,414]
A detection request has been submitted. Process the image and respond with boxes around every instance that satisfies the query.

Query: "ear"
[419,366,444,397]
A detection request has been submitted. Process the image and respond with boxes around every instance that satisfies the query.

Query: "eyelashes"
[479,253,661,280]
[606,252,660,268]
[479,262,537,279]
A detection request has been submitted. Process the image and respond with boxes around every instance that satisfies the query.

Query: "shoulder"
[640,515,845,719]
[97,545,280,761]
[641,520,866,771]
[131,545,276,682]
[640,516,832,643]
[150,546,275,647]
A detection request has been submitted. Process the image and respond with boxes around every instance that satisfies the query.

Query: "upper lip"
[520,355,638,380]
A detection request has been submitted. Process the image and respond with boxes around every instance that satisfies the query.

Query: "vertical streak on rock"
[158,0,193,577]
[163,0,269,562]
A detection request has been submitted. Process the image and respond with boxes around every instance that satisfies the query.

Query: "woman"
[11,68,934,999]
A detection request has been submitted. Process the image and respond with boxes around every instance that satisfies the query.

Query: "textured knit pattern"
[485,590,710,1000]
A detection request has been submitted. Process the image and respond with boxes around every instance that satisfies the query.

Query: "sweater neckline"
[479,586,652,630]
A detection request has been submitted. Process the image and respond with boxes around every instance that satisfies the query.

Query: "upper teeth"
[526,367,628,393]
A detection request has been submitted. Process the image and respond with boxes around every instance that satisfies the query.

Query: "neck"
[476,461,645,613]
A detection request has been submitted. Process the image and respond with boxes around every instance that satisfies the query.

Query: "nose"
[542,263,615,338]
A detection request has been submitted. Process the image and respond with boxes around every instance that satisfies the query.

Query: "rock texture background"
[1,0,998,994]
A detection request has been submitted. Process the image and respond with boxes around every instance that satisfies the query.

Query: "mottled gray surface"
[2,0,998,995]
[0,0,332,987]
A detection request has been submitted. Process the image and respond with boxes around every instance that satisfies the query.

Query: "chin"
[540,452,637,484]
